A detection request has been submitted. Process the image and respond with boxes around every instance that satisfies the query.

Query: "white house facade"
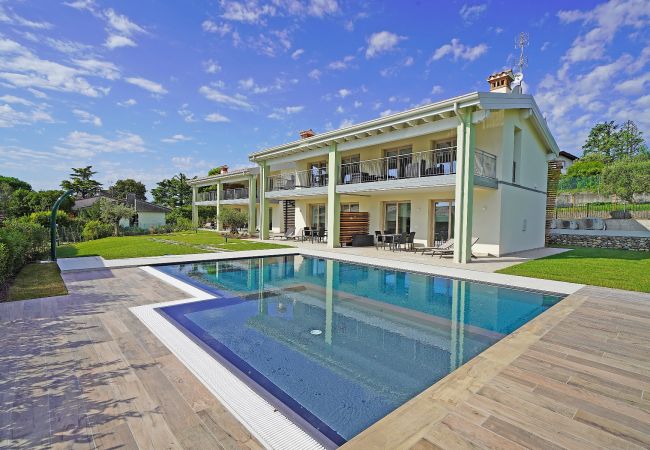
[191,72,560,263]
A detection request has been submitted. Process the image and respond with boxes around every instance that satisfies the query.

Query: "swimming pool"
[154,255,563,447]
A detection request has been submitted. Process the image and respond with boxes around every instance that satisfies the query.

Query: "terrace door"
[430,200,455,246]
[384,146,412,179]
[384,202,411,234]
[311,204,326,229]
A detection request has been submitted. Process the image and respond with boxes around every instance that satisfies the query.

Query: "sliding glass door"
[384,202,411,234]
[310,204,326,229]
[430,200,455,245]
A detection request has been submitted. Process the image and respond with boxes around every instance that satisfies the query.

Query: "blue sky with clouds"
[1,0,649,194]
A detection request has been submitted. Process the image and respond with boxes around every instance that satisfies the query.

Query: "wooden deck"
[0,267,261,449]
[345,286,650,450]
[2,265,649,450]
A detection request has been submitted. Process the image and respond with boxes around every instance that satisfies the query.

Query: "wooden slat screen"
[339,211,369,246]
[546,160,562,245]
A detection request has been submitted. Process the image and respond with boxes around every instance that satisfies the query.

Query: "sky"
[1,0,649,195]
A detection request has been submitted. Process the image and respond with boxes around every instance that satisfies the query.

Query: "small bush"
[172,217,193,231]
[0,221,48,289]
[82,220,113,241]
[28,210,72,228]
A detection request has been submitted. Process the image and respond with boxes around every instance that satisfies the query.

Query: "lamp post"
[50,190,74,261]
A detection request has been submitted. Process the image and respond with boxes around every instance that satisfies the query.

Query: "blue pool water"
[156,255,563,447]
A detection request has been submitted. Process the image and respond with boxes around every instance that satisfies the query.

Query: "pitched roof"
[559,150,579,161]
[125,194,171,213]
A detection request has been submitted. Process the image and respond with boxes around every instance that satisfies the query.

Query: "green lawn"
[57,231,289,259]
[7,263,68,301]
[497,247,650,293]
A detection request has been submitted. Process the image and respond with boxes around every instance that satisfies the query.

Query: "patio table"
[377,233,400,250]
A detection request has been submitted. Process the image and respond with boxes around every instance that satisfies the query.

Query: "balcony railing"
[339,147,457,185]
[267,167,328,191]
[223,188,249,200]
[196,191,218,202]
[474,149,497,179]
[196,188,250,202]
[339,147,497,185]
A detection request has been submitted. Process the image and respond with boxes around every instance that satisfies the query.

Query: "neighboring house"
[191,70,561,263]
[557,150,578,174]
[119,194,171,229]
[73,193,170,229]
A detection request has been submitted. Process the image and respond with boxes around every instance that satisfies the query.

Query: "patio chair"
[431,236,479,258]
[302,226,311,242]
[418,238,454,255]
[314,227,326,243]
[281,227,296,240]
[404,231,416,251]
[375,230,385,249]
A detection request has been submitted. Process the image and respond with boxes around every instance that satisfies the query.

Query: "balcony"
[267,168,328,192]
[196,191,218,202]
[223,188,249,200]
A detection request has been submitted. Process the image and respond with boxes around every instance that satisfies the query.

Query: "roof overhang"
[188,167,259,187]
[248,91,560,162]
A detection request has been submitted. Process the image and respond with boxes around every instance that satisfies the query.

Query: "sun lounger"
[418,239,454,255]
[430,236,479,258]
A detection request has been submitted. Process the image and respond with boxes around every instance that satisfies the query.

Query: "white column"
[453,109,475,264]
[248,175,257,234]
[258,162,269,240]
[326,144,340,248]
[191,186,198,228]
[215,182,222,231]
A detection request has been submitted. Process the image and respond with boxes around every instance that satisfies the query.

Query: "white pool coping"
[132,266,325,450]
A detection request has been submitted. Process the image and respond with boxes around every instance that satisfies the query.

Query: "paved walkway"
[0,267,261,449]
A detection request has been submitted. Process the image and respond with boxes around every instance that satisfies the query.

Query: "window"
[341,203,360,212]
[309,161,327,187]
[384,146,412,179]
[384,202,411,234]
[268,207,273,230]
[310,204,326,229]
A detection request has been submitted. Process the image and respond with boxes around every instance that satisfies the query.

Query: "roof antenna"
[512,32,529,94]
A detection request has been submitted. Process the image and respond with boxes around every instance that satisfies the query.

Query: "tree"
[208,166,225,176]
[61,166,102,198]
[565,158,605,177]
[219,207,248,233]
[108,179,147,201]
[616,120,648,159]
[601,157,650,203]
[151,173,192,208]
[97,198,134,236]
[0,176,31,191]
[582,121,619,160]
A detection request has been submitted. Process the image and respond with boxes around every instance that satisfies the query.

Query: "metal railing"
[196,191,218,202]
[223,188,249,200]
[339,147,458,185]
[474,149,497,179]
[267,167,328,191]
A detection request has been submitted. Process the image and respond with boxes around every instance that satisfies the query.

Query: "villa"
[190,70,560,263]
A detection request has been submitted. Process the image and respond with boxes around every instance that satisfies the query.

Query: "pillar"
[191,186,199,228]
[215,182,222,231]
[450,279,466,370]
[325,259,334,345]
[248,175,257,234]
[453,109,475,263]
[258,162,269,240]
[326,144,340,248]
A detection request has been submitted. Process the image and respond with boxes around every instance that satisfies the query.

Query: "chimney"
[299,129,315,139]
[221,165,228,174]
[487,70,514,93]
[126,193,136,206]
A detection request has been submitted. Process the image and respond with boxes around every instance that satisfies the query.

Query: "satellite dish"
[513,72,524,86]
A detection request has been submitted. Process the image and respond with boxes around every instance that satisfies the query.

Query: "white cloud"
[267,105,304,119]
[0,103,53,128]
[199,85,253,110]
[55,131,146,157]
[104,8,146,35]
[171,156,195,170]
[117,98,137,107]
[0,6,52,29]
[73,109,102,126]
[335,105,344,114]
[203,59,221,74]
[0,95,33,106]
[379,109,395,117]
[308,69,322,80]
[291,48,304,60]
[353,100,362,108]
[105,34,136,49]
[125,77,168,95]
[541,41,550,52]
[431,38,488,62]
[45,38,92,54]
[338,88,352,98]
[221,1,276,24]
[365,31,405,58]
[459,4,487,24]
[202,20,232,36]
[328,55,354,70]
[0,38,114,97]
[615,72,650,95]
[177,104,196,122]
[237,77,286,94]
[74,58,121,80]
[205,112,231,123]
[162,134,193,143]
[339,118,354,128]
[431,85,444,94]
[217,0,338,24]
[403,56,414,66]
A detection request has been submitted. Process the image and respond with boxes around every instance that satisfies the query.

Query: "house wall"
[137,212,167,229]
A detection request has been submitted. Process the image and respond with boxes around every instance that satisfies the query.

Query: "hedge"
[0,221,49,289]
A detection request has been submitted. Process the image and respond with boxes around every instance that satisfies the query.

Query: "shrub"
[28,210,72,228]
[566,159,605,177]
[82,220,113,241]
[219,207,248,233]
[172,217,193,231]
[601,158,650,202]
[0,221,48,289]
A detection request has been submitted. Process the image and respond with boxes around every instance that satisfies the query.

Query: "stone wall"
[547,233,650,251]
